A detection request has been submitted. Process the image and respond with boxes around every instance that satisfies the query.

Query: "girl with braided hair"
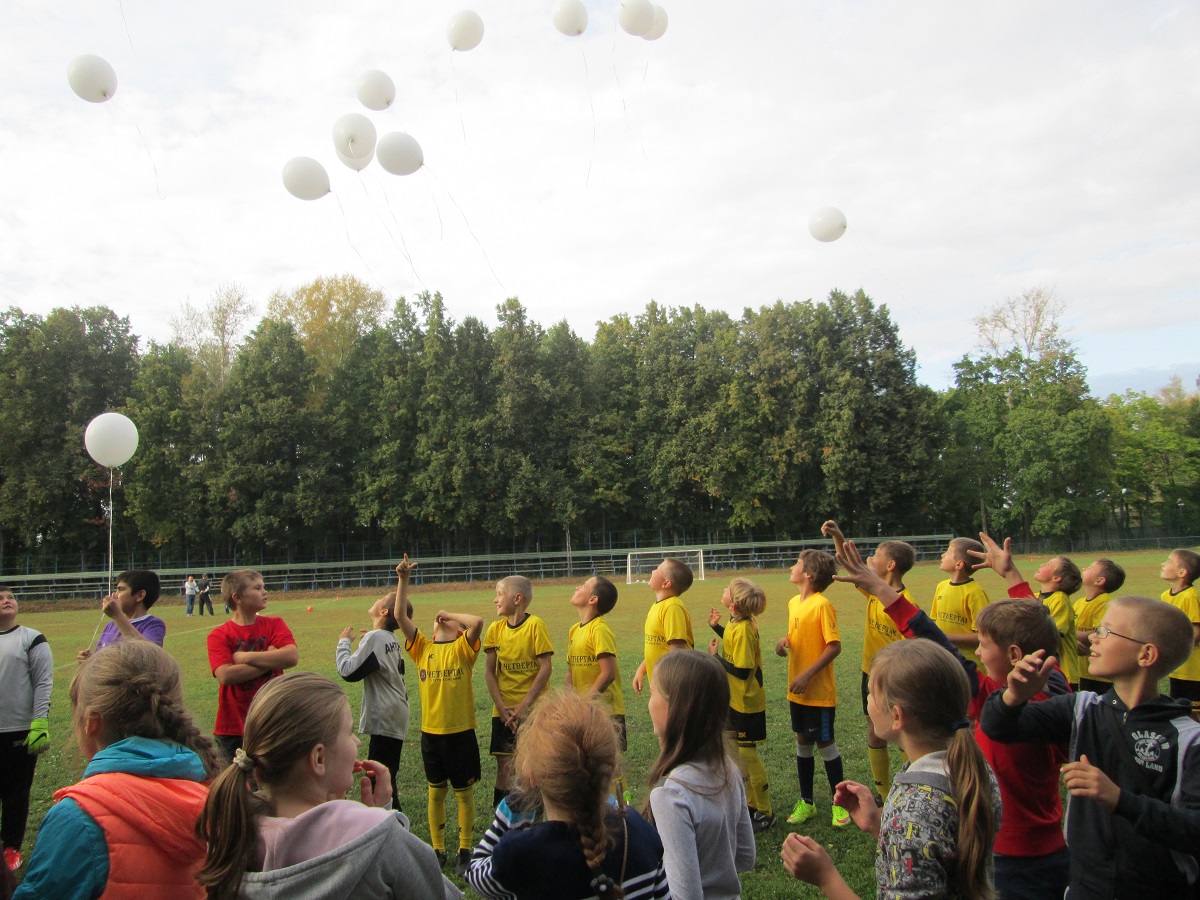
[465,690,669,900]
[14,641,217,898]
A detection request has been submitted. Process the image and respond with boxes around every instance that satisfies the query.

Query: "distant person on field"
[775,548,846,828]
[183,575,197,617]
[1074,558,1125,693]
[931,537,990,666]
[206,570,298,761]
[1026,555,1082,690]
[0,587,52,875]
[78,569,166,663]
[484,575,554,810]
[196,573,214,617]
[1161,548,1200,721]
[631,557,695,694]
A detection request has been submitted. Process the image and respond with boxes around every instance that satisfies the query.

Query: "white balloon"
[356,69,395,111]
[336,145,374,172]
[67,54,118,103]
[376,132,424,176]
[332,113,377,160]
[552,0,588,36]
[809,206,848,243]
[447,10,485,51]
[84,412,139,468]
[642,6,668,40]
[618,0,655,36]
[282,157,331,201]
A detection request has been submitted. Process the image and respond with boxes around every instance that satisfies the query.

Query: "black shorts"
[727,708,766,744]
[612,714,628,752]
[1170,678,1200,713]
[861,671,871,716]
[789,701,836,743]
[421,730,481,790]
[490,716,518,756]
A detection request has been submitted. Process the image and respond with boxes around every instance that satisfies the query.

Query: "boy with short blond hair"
[931,537,990,665]
[775,548,845,827]
[1033,555,1082,690]
[631,557,695,693]
[1075,558,1125,694]
[1161,548,1200,719]
[484,575,553,810]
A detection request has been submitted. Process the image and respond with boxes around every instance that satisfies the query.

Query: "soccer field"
[14,549,1175,897]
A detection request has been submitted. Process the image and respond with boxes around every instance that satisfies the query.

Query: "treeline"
[1,281,1196,569]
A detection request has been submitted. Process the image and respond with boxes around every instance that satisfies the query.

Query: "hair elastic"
[951,718,972,732]
[232,747,256,772]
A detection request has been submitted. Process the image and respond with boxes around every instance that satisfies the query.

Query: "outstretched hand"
[1003,648,1057,706]
[395,553,417,580]
[968,533,1021,583]
[832,540,896,603]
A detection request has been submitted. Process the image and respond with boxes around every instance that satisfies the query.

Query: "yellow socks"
[739,744,772,813]
[454,786,476,851]
[428,783,448,851]
[868,745,891,798]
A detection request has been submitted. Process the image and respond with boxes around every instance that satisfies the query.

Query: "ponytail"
[945,727,998,900]
[195,757,269,899]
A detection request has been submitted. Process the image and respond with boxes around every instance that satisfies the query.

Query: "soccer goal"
[626,549,706,585]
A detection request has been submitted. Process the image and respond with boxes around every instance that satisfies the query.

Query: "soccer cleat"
[750,810,776,833]
[786,799,816,824]
[455,848,471,877]
[4,848,21,871]
[831,804,851,827]
[435,849,448,869]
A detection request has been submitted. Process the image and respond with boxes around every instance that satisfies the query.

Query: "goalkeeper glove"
[24,718,49,755]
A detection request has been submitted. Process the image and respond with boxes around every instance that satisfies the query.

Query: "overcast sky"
[3,1,1198,392]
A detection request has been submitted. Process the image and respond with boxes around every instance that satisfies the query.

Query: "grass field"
[12,549,1178,896]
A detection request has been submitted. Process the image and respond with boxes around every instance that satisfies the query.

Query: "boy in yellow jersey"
[1161,548,1200,720]
[775,548,845,828]
[484,575,554,809]
[393,556,484,876]
[822,520,915,804]
[631,557,694,693]
[709,577,773,832]
[1074,558,1125,694]
[1032,555,1082,690]
[931,537,990,665]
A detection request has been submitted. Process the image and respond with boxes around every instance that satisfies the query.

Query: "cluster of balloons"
[67,54,118,103]
[550,0,668,39]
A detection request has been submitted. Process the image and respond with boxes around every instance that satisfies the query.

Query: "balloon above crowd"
[67,54,118,103]
[552,0,588,37]
[447,10,485,51]
[356,70,395,111]
[84,412,139,468]
[809,207,848,243]
[282,157,331,201]
[376,132,424,176]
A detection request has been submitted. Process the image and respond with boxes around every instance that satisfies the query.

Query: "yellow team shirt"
[931,578,989,666]
[786,592,840,707]
[483,613,555,716]
[721,617,765,714]
[1040,590,1078,685]
[860,586,912,674]
[567,616,625,715]
[643,595,694,684]
[1073,593,1112,684]
[405,630,480,735]
[1162,585,1200,682]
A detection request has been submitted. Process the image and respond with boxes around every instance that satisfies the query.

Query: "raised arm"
[393,556,419,643]
[821,520,847,557]
[438,610,483,645]
[969,533,1032,595]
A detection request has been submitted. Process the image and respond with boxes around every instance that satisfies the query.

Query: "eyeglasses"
[1092,625,1147,644]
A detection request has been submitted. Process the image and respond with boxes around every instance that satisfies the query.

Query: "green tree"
[267,274,387,383]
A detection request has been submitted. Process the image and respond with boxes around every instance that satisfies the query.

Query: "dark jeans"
[198,593,214,615]
[185,593,196,614]
[995,848,1069,900]
[368,734,404,807]
[0,731,38,850]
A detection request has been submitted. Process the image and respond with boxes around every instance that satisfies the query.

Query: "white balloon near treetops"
[84,413,139,468]
[332,113,377,160]
[809,206,848,242]
[282,157,331,201]
[67,54,118,103]
[356,69,395,111]
[552,0,588,37]
[447,10,485,51]
[618,0,655,36]
[376,132,424,176]
[643,6,669,41]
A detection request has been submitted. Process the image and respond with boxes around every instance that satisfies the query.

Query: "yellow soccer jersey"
[406,630,480,735]
[1162,585,1200,682]
[931,579,990,666]
[484,613,555,715]
[860,586,912,674]
[1074,593,1112,684]
[721,617,765,714]
[1040,590,1078,685]
[567,616,625,715]
[786,592,840,707]
[643,595,694,684]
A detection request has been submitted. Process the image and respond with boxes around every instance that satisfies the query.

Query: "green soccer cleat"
[831,804,851,827]
[786,799,817,824]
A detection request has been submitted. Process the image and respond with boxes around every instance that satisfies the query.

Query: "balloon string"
[638,54,649,162]
[612,35,632,137]
[374,176,425,289]
[451,54,468,147]
[847,230,912,307]
[421,169,445,241]
[423,165,505,292]
[117,0,135,51]
[109,99,164,200]
[332,192,387,293]
[107,469,114,597]
[358,173,414,268]
[581,46,596,188]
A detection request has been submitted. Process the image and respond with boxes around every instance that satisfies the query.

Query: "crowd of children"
[3,534,1200,900]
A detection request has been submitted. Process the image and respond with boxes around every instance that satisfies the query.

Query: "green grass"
[15,550,1177,897]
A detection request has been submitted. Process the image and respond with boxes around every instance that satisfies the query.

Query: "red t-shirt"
[207,616,296,736]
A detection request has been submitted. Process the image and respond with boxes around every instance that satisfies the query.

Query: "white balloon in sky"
[809,207,848,242]
[552,0,588,36]
[67,54,118,103]
[282,157,331,201]
[356,69,395,111]
[376,132,424,176]
[332,113,377,160]
[84,412,139,468]
[336,145,374,172]
[447,11,485,51]
[642,6,668,40]
[618,0,655,36]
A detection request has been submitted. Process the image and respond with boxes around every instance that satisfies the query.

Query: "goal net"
[626,549,706,585]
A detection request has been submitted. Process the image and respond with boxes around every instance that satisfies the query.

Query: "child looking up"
[465,691,670,900]
[931,537,990,666]
[1075,558,1125,694]
[78,569,167,662]
[1032,556,1082,690]
[1161,548,1200,721]
[646,651,754,900]
[484,576,554,810]
[708,577,773,832]
[15,642,216,898]
[632,558,695,694]
[784,638,1001,900]
[775,549,845,827]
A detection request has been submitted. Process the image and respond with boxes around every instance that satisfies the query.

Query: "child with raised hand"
[196,671,460,900]
[708,577,773,832]
[645,650,754,900]
[78,568,167,662]
[15,641,216,898]
[465,690,669,900]
[782,639,1001,900]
